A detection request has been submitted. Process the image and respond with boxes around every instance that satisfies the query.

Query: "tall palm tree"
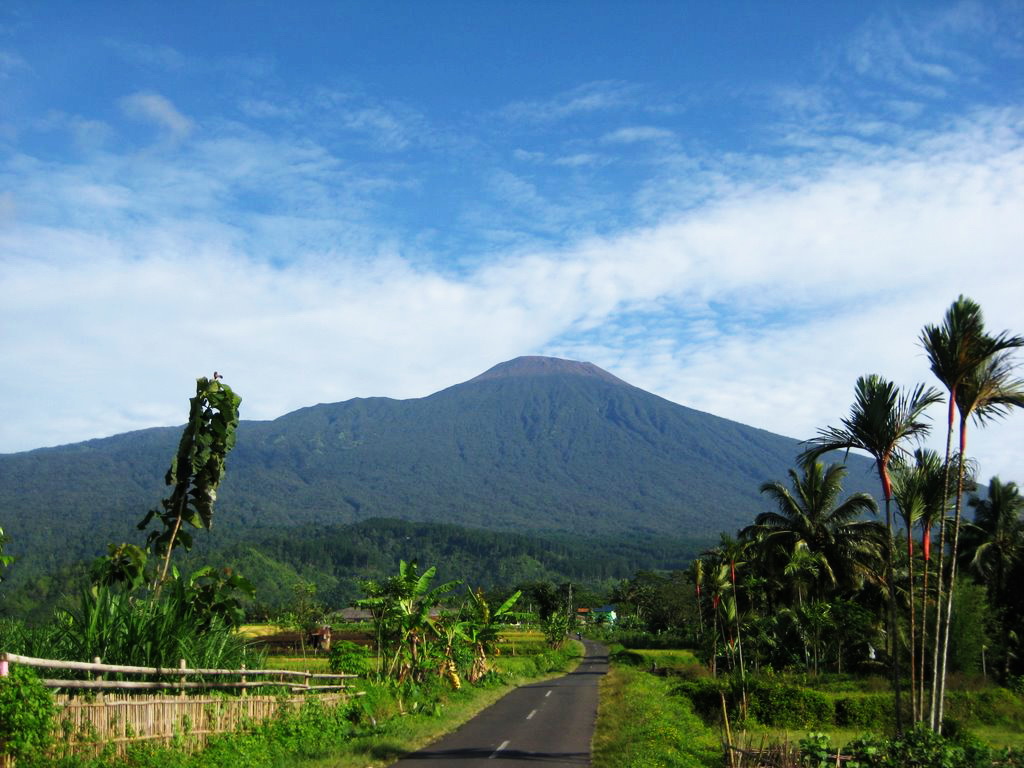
[743,457,883,602]
[934,351,1024,727]
[801,374,942,733]
[701,535,749,682]
[920,296,1024,730]
[892,454,926,721]
[686,558,705,640]
[891,448,956,717]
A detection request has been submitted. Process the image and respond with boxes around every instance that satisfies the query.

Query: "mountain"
[0,356,879,610]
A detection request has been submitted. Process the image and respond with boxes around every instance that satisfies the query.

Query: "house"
[592,605,617,625]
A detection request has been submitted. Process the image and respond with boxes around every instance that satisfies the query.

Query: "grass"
[971,726,1024,749]
[238,623,281,638]
[591,661,720,768]
[263,655,333,673]
[496,629,548,656]
[624,648,702,670]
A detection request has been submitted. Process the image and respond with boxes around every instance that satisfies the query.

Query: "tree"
[891,448,957,716]
[802,374,941,731]
[461,587,521,682]
[356,560,460,683]
[935,350,1024,726]
[920,295,1024,730]
[744,458,883,603]
[60,375,252,670]
[963,478,1024,608]
[962,477,1024,679]
[137,375,242,589]
[686,559,705,640]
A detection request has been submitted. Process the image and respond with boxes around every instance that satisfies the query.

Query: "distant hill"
[0,356,881,613]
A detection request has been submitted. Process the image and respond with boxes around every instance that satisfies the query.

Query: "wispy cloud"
[553,153,604,167]
[602,126,674,144]
[120,91,194,143]
[3,105,1021,476]
[500,80,645,124]
[105,40,188,71]
[0,50,28,78]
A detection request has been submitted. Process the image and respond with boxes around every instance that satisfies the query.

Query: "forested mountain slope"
[0,356,879,609]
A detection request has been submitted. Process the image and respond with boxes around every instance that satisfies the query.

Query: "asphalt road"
[388,639,609,767]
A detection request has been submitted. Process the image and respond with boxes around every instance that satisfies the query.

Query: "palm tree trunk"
[929,401,955,731]
[906,526,918,723]
[732,573,748,719]
[696,585,704,639]
[919,530,931,719]
[882,480,904,734]
[936,420,969,733]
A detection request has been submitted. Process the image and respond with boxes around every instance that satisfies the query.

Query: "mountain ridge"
[0,356,880,608]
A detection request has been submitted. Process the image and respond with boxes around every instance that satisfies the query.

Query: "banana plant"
[460,587,521,682]
[358,560,460,683]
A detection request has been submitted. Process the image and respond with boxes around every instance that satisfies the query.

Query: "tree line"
[635,296,1024,736]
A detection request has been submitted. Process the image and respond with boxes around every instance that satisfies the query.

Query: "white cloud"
[553,153,603,167]
[2,74,1023,486]
[500,80,645,124]
[602,126,674,144]
[120,91,194,143]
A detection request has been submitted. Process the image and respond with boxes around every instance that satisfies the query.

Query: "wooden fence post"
[0,652,9,677]
[240,664,247,698]
[179,659,187,699]
[93,656,103,702]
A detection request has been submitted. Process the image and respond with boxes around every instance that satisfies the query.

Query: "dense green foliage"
[0,665,56,760]
[1,516,707,622]
[55,579,260,669]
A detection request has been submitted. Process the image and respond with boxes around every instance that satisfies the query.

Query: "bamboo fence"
[1,652,361,763]
[52,691,351,756]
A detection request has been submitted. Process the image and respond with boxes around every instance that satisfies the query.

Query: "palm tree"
[963,477,1024,607]
[892,454,926,721]
[686,558,705,640]
[891,448,955,717]
[920,296,1024,730]
[934,351,1024,727]
[743,457,883,602]
[701,535,749,685]
[962,478,1024,681]
[801,374,942,733]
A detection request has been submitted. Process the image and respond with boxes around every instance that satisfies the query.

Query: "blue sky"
[2,1,1023,483]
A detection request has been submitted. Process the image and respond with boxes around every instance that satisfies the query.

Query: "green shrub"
[945,688,1024,727]
[746,678,834,729]
[671,677,729,724]
[0,665,56,759]
[845,725,967,768]
[834,694,892,729]
[327,640,372,675]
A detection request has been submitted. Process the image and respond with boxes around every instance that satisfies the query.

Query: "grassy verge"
[591,660,719,768]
